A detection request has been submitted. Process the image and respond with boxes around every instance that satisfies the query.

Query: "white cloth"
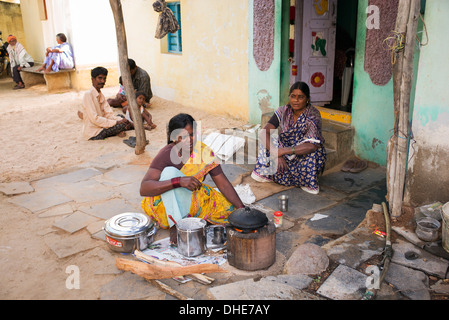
[7,43,34,69]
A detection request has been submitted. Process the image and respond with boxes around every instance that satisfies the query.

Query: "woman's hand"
[277,156,288,173]
[179,176,202,191]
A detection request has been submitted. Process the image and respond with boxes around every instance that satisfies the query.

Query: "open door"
[295,0,337,106]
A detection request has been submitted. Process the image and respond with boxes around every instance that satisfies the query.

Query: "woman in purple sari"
[37,33,74,73]
[251,82,326,194]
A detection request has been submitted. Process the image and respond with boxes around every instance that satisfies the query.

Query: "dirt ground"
[0,75,246,300]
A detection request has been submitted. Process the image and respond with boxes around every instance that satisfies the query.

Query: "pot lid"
[104,212,153,237]
[228,206,268,231]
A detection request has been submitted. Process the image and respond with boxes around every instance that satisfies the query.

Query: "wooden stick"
[109,0,146,155]
[116,257,226,280]
[147,279,192,300]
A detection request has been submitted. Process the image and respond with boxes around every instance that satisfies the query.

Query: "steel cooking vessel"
[176,217,207,257]
[103,212,155,253]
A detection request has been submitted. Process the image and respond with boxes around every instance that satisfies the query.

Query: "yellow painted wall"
[122,0,249,121]
[0,1,27,53]
[19,0,45,62]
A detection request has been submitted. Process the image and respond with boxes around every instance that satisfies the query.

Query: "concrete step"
[321,119,353,170]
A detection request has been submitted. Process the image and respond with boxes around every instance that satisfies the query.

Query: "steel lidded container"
[103,212,155,253]
[176,218,207,257]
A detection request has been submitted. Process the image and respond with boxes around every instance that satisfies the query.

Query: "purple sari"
[252,104,326,191]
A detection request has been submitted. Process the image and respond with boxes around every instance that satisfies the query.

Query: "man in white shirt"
[81,67,132,140]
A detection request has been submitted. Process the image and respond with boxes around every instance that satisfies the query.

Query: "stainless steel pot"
[176,218,207,257]
[103,212,155,253]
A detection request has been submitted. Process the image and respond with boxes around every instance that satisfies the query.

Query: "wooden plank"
[389,0,420,217]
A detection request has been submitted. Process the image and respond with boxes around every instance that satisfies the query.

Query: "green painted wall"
[248,0,283,124]
[351,0,394,166]
[404,0,449,205]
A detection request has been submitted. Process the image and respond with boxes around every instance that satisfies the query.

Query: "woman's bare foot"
[117,131,126,138]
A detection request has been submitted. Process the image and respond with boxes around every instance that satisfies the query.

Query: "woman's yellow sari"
[141,141,236,229]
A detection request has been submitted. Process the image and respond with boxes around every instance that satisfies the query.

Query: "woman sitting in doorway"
[251,81,327,194]
[37,33,74,73]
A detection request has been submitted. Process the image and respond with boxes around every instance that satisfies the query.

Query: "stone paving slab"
[78,198,141,220]
[305,183,387,235]
[391,239,449,278]
[316,264,368,300]
[8,188,72,213]
[208,276,322,300]
[384,262,430,300]
[257,187,340,220]
[323,227,385,269]
[53,211,99,234]
[37,203,75,218]
[320,167,386,194]
[113,181,143,207]
[33,168,102,190]
[101,165,148,185]
[44,231,100,259]
[56,179,117,203]
[0,182,34,195]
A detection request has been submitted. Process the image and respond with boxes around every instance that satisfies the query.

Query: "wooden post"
[389,0,420,217]
[109,0,146,155]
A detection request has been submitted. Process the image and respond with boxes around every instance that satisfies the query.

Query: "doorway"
[292,0,359,114]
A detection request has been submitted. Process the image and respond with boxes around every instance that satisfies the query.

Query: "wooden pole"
[109,0,146,155]
[389,0,420,217]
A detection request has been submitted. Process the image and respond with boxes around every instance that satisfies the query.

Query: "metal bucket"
[415,217,440,242]
[176,218,207,257]
[442,202,449,252]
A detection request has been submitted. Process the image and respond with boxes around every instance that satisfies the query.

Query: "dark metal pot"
[227,206,268,233]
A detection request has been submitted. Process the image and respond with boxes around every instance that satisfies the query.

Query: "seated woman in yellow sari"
[140,113,244,242]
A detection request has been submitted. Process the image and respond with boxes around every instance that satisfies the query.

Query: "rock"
[284,243,329,275]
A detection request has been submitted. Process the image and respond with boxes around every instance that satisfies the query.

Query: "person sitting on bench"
[37,33,74,73]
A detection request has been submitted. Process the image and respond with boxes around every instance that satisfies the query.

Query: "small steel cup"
[213,226,225,244]
[278,195,289,212]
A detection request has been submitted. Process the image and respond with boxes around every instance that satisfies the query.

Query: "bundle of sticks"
[115,250,227,300]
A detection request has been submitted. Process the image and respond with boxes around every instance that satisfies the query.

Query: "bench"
[20,65,75,92]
